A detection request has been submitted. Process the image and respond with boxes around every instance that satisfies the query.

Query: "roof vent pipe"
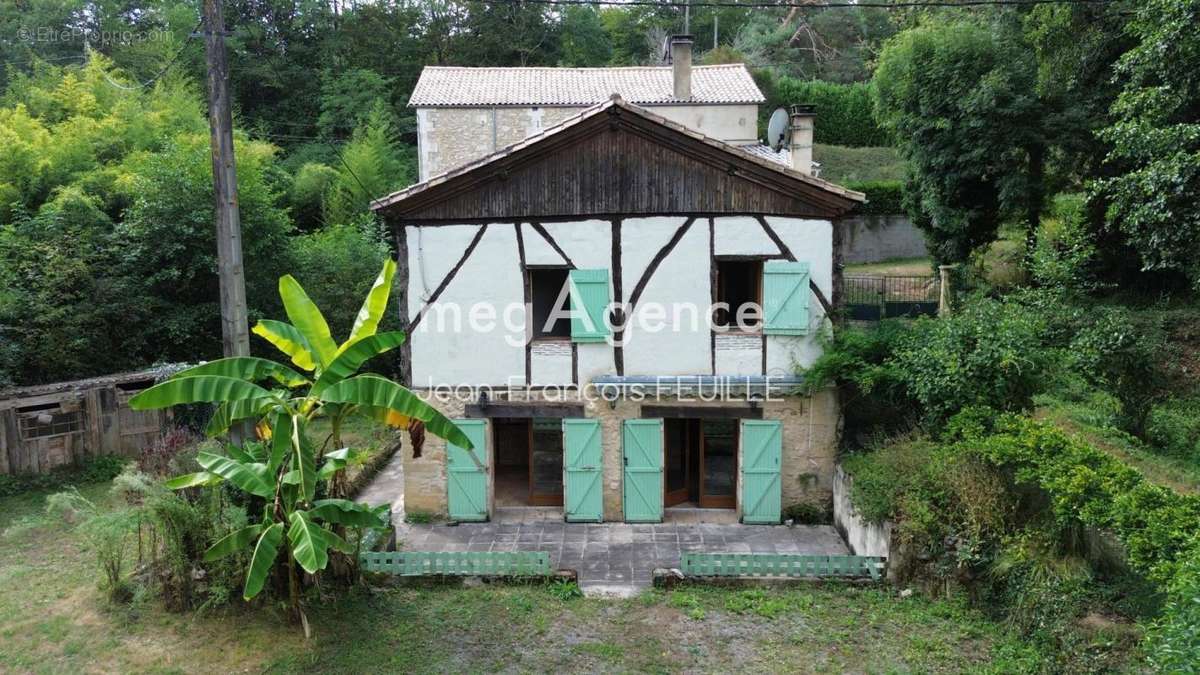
[790,104,816,176]
[668,35,694,100]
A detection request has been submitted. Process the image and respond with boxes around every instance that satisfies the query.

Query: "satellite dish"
[767,107,790,151]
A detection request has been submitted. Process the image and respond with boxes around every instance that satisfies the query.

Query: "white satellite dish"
[766,107,790,151]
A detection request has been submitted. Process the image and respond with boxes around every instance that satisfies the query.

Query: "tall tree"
[872,15,1049,263]
[1097,0,1200,288]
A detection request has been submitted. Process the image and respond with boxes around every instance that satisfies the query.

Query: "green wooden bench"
[680,553,886,581]
[359,550,552,577]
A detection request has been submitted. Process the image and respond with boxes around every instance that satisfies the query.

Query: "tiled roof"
[408,64,765,107]
[373,97,864,213]
[740,143,791,167]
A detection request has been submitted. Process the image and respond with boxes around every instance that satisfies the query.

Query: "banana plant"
[130,259,476,628]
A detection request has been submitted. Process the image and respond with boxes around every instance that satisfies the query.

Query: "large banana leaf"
[288,510,351,574]
[196,452,274,498]
[268,410,291,473]
[129,376,274,410]
[318,375,473,450]
[309,332,407,397]
[169,357,309,388]
[355,405,411,429]
[343,258,396,350]
[164,471,221,489]
[288,414,318,502]
[205,398,275,437]
[252,320,318,372]
[309,499,390,528]
[243,522,284,600]
[317,447,367,480]
[203,524,265,561]
[279,275,338,368]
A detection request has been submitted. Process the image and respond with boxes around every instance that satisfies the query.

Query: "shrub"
[769,78,891,147]
[844,179,904,216]
[1031,194,1100,293]
[782,501,831,525]
[0,455,126,498]
[1144,397,1200,461]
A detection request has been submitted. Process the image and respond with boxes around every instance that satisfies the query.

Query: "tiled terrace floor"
[394,519,849,594]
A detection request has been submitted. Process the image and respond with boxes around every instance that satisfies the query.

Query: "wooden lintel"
[640,405,763,420]
[465,403,586,419]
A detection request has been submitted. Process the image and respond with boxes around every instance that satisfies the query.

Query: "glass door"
[664,419,690,506]
[699,418,737,509]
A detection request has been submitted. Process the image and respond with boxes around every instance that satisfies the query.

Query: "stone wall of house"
[401,386,840,523]
[416,104,760,181]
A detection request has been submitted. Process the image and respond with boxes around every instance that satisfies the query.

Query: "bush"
[1031,194,1100,293]
[1144,397,1200,461]
[768,78,891,147]
[0,455,126,498]
[844,180,904,216]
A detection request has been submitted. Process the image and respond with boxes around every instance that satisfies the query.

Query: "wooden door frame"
[664,418,690,507]
[698,419,737,509]
[527,418,564,507]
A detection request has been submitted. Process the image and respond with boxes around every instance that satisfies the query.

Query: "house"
[372,37,864,525]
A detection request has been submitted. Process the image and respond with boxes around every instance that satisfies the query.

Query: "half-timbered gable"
[372,94,863,525]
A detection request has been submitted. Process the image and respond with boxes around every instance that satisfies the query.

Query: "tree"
[130,259,477,632]
[558,5,612,67]
[1097,0,1200,288]
[872,16,1049,264]
[323,102,412,226]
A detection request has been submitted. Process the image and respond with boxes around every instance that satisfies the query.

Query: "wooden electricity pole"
[202,0,250,360]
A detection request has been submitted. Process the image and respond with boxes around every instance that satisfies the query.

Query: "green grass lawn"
[814,144,906,184]
[0,481,1047,673]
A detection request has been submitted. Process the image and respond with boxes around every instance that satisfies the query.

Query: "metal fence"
[843,274,940,321]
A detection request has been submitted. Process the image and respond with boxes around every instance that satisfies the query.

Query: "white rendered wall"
[405,215,832,387]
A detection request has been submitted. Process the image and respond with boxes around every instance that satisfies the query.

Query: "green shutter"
[563,418,603,522]
[740,420,782,524]
[622,419,663,522]
[447,419,488,522]
[763,261,811,335]
[569,269,610,343]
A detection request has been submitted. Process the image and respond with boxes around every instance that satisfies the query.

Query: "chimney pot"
[669,34,694,100]
[789,104,816,176]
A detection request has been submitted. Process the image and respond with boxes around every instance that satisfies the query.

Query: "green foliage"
[765,78,890,147]
[287,219,392,342]
[844,180,904,216]
[873,17,1048,264]
[1030,194,1100,292]
[736,7,896,84]
[323,103,412,226]
[814,144,907,184]
[317,69,393,141]
[1145,397,1200,462]
[1098,0,1200,290]
[558,5,613,67]
[782,501,831,525]
[129,261,469,627]
[289,162,340,231]
[0,455,126,498]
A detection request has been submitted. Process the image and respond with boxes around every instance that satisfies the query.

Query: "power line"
[85,21,201,91]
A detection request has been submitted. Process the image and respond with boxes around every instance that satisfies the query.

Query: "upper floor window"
[715,260,762,331]
[529,267,571,339]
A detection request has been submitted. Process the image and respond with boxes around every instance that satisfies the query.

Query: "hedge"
[947,410,1200,668]
[757,74,892,147]
[844,179,904,216]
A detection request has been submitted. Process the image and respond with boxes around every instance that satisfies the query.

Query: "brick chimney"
[790,104,815,175]
[668,35,694,100]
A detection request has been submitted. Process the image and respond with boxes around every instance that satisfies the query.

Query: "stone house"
[373,38,863,524]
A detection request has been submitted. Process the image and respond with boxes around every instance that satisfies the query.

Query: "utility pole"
[202,0,251,361]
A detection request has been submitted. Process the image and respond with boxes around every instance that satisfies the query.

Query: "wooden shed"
[0,367,177,475]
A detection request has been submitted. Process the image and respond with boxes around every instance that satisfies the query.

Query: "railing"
[843,274,939,321]
[359,550,552,576]
[680,553,886,580]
